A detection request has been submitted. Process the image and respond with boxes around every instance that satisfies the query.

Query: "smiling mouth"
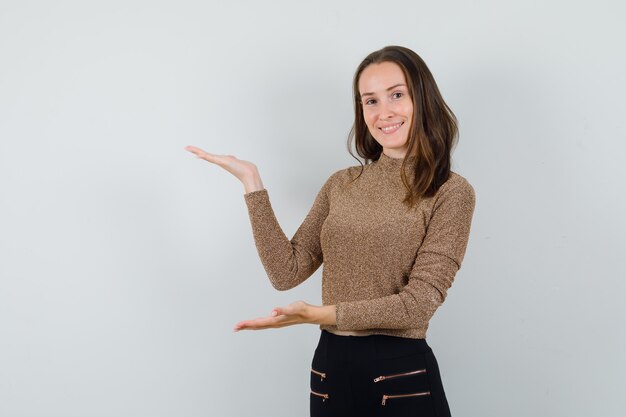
[379,122,403,134]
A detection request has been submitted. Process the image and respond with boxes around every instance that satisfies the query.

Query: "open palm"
[233,301,312,331]
[185,145,258,183]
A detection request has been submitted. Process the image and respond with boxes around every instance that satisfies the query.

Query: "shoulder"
[445,172,475,196]
[430,171,476,212]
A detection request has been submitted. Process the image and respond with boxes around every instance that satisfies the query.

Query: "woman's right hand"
[185,145,265,194]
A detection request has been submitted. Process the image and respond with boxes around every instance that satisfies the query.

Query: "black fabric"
[310,330,452,417]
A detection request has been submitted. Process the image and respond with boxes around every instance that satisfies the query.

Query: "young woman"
[186,45,475,417]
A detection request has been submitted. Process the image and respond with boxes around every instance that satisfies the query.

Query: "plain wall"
[1,0,624,416]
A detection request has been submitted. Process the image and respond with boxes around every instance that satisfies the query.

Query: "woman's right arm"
[185,145,335,291]
[243,171,335,290]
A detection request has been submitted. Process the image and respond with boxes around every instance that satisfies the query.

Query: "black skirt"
[310,330,452,417]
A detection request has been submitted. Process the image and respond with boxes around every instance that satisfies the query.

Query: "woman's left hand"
[233,300,336,332]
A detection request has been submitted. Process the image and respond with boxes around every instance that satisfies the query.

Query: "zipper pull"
[373,375,385,383]
[311,369,326,381]
[381,395,388,406]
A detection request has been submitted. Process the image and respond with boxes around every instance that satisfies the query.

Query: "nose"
[378,101,396,119]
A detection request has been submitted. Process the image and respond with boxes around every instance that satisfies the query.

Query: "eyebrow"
[360,83,407,98]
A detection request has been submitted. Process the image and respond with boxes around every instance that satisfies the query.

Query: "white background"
[1,1,624,416]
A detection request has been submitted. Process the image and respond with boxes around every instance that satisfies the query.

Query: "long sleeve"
[243,172,337,291]
[334,179,476,330]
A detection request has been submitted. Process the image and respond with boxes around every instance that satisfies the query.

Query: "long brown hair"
[347,45,459,207]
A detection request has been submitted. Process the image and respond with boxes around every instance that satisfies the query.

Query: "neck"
[382,149,406,159]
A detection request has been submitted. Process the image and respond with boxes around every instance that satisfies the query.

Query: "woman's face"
[358,61,413,159]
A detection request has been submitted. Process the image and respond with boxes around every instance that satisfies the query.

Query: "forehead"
[358,61,407,94]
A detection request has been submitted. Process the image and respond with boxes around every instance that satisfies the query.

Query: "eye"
[363,98,377,105]
[392,91,404,99]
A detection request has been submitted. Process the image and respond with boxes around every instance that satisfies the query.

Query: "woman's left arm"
[335,179,476,330]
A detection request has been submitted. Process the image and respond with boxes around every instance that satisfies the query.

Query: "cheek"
[362,111,376,128]
[402,102,414,118]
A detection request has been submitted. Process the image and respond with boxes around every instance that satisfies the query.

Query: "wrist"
[243,179,264,194]
[242,169,264,194]
[314,305,337,326]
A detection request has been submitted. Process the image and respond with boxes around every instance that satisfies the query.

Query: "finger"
[272,303,303,317]
[236,316,283,328]
[271,308,294,317]
[234,315,301,331]
[184,145,207,155]
[189,150,233,166]
[185,145,216,160]
[234,318,270,331]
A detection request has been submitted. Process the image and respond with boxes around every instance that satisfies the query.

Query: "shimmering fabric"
[243,152,476,339]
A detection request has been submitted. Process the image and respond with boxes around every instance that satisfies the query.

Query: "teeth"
[381,122,402,133]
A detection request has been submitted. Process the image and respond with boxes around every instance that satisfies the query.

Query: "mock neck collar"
[375,151,418,171]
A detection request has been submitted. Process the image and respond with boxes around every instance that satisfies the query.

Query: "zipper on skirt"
[311,389,329,402]
[381,391,430,405]
[311,368,326,381]
[373,368,427,383]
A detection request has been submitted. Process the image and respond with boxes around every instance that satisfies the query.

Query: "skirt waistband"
[318,329,432,359]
